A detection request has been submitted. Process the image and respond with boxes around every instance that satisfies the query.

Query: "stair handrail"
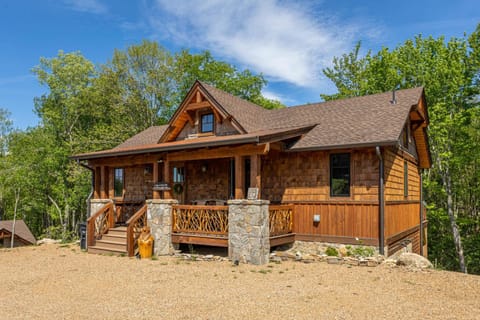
[86,202,114,247]
[126,204,148,257]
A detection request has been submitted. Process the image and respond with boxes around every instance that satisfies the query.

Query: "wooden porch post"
[153,161,160,199]
[235,155,244,199]
[250,154,261,198]
[94,166,101,199]
[100,166,108,199]
[164,159,172,199]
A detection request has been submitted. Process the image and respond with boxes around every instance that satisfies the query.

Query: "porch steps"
[88,226,128,256]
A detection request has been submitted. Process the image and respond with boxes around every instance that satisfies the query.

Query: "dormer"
[159,81,245,143]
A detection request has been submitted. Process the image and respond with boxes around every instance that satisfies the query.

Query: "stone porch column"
[147,199,178,255]
[228,199,270,265]
[89,199,113,217]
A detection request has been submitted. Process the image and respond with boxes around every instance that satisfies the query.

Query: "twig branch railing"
[126,204,148,257]
[86,202,114,247]
[269,205,294,236]
[172,205,228,236]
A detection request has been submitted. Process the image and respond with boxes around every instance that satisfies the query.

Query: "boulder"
[396,253,433,269]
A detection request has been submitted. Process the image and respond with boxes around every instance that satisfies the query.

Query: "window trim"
[404,160,408,198]
[114,168,124,198]
[200,112,214,133]
[330,153,351,197]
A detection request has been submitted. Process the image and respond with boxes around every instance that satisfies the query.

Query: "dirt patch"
[1,244,479,319]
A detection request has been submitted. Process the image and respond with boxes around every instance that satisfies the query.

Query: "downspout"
[419,169,424,256]
[375,146,385,255]
[77,160,94,218]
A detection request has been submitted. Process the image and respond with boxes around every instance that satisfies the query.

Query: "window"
[404,161,408,197]
[173,167,185,183]
[201,113,214,133]
[330,153,350,197]
[114,168,124,197]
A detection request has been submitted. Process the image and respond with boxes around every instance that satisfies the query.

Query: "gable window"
[201,113,214,133]
[330,153,350,197]
[404,161,408,197]
[114,168,124,197]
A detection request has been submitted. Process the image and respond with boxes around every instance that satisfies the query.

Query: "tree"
[322,25,480,273]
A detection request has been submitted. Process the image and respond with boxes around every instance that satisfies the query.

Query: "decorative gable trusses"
[158,81,246,143]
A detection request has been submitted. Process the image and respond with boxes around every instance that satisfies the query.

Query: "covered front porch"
[85,141,296,262]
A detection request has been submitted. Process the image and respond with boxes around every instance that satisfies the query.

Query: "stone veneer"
[146,199,178,255]
[228,200,270,265]
[89,199,113,217]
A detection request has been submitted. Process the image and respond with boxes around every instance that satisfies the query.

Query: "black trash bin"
[79,222,87,250]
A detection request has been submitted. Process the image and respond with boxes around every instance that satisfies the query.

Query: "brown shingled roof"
[73,83,428,165]
[0,220,36,245]
[266,87,424,150]
[199,82,268,132]
[115,125,168,149]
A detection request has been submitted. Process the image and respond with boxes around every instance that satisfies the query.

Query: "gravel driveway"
[1,244,479,319]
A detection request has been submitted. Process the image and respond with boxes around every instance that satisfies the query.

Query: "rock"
[396,253,433,269]
[345,257,359,266]
[37,238,61,245]
[204,254,214,260]
[327,257,343,265]
[270,256,282,263]
[295,251,302,261]
[301,254,316,263]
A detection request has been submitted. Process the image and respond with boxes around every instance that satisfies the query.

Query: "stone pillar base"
[147,199,178,256]
[89,199,113,218]
[228,199,270,265]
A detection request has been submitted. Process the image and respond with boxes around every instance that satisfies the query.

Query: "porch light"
[201,164,208,173]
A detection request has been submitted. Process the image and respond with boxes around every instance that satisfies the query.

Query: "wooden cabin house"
[73,81,430,260]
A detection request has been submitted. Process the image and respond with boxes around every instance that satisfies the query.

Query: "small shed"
[0,220,36,247]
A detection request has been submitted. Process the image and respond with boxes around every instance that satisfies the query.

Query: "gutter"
[77,160,94,218]
[375,146,385,255]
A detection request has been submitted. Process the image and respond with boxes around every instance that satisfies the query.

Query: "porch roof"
[72,125,313,160]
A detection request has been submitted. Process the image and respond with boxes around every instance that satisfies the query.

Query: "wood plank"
[171,234,228,247]
[270,233,295,247]
[235,155,244,199]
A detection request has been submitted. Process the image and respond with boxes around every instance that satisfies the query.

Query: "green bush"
[325,247,339,256]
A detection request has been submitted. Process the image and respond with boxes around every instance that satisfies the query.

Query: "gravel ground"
[1,244,479,320]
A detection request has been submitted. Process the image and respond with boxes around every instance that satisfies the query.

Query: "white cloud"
[146,0,367,88]
[63,0,107,15]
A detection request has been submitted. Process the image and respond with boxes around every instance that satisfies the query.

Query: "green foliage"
[347,245,375,258]
[323,24,480,273]
[325,247,339,256]
[0,40,280,242]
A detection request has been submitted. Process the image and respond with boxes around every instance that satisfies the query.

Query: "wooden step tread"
[104,233,127,239]
[96,239,126,245]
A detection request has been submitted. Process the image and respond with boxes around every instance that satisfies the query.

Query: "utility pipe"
[375,146,385,255]
[77,160,94,218]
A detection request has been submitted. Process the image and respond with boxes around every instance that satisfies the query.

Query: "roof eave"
[286,140,398,152]
[71,135,261,161]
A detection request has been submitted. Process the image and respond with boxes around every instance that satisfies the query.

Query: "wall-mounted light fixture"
[313,214,320,223]
[201,164,208,173]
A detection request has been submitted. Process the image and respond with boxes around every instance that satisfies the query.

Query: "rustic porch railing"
[172,205,229,236]
[126,204,148,257]
[86,202,114,247]
[269,205,294,236]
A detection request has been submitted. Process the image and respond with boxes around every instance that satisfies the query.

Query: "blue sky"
[0,0,479,130]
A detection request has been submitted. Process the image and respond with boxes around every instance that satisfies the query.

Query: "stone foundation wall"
[147,199,178,255]
[228,200,270,265]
